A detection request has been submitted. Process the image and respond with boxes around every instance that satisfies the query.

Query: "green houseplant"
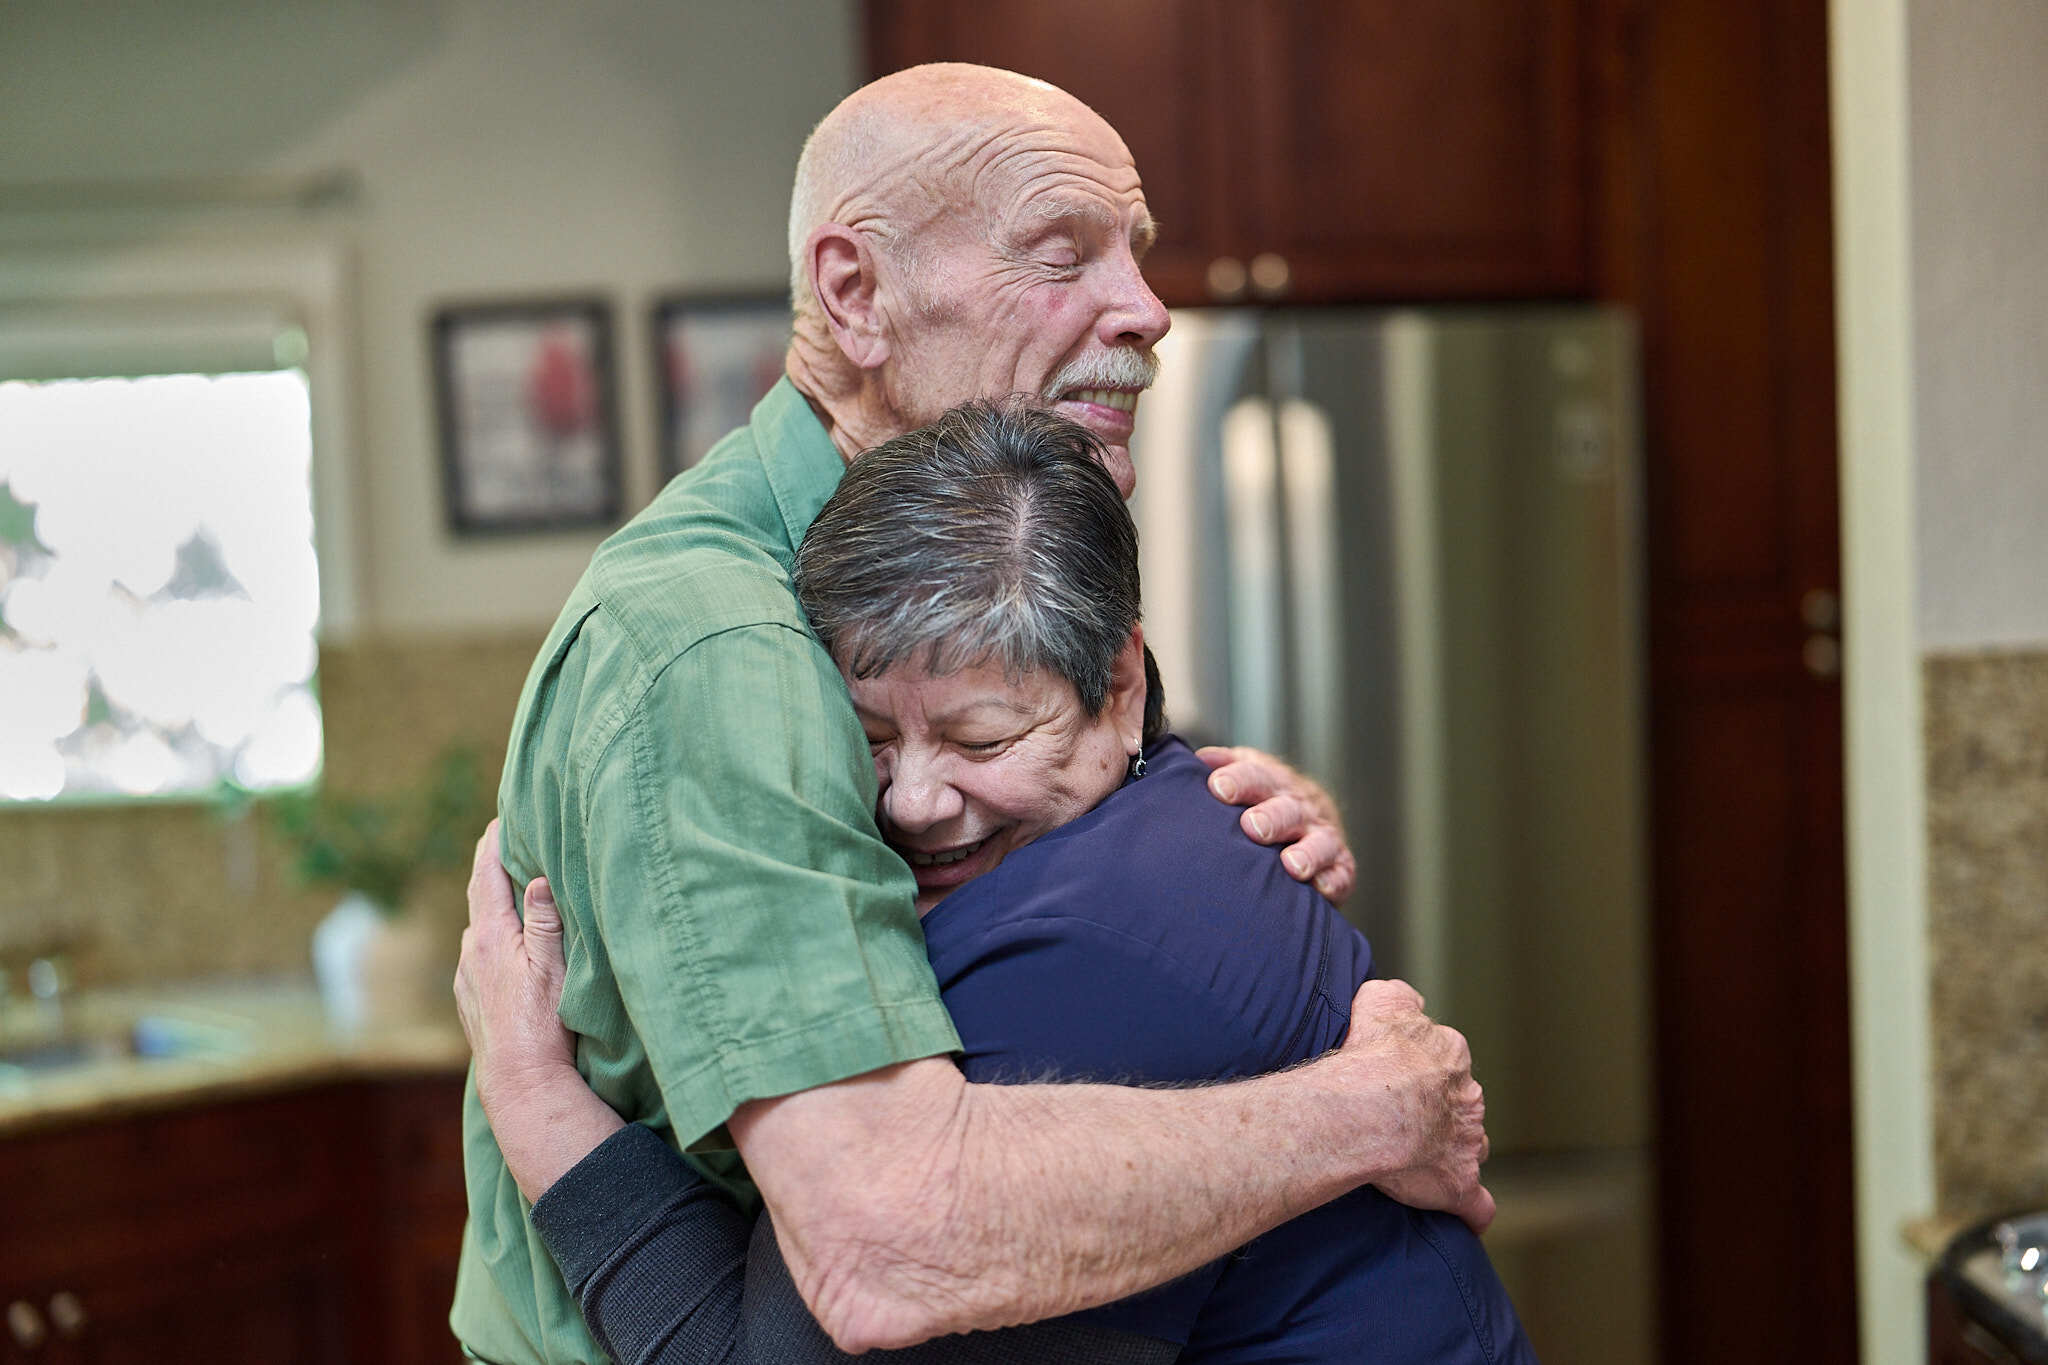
[258,745,495,1031]
[266,744,493,915]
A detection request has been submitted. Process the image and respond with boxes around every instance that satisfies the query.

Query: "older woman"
[459,400,1534,1364]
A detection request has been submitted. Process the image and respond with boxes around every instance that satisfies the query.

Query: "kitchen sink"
[1939,1212,2048,1362]
[0,1007,255,1083]
[0,1035,128,1071]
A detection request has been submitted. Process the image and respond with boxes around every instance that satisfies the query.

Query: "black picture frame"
[432,297,624,534]
[651,291,790,481]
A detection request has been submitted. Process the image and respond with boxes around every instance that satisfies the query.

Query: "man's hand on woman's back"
[1337,979,1495,1234]
[1196,745,1358,905]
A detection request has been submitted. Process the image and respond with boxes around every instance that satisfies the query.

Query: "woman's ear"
[805,224,890,371]
[1108,623,1148,755]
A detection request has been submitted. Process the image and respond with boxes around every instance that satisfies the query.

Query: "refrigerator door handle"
[1276,397,1342,776]
[1220,395,1285,757]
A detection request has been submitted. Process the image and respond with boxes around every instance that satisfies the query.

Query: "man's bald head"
[786,63,1125,321]
[781,62,1166,487]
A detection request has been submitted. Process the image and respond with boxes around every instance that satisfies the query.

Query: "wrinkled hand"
[455,820,575,1134]
[1196,746,1357,904]
[1336,979,1493,1233]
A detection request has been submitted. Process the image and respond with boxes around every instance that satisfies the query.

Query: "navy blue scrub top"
[918,735,1535,1365]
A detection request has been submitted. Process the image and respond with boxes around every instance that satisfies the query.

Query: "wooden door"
[1592,0,1856,1359]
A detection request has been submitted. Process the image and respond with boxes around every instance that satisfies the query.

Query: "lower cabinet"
[0,1076,467,1365]
[360,1078,474,1365]
[14,1240,353,1365]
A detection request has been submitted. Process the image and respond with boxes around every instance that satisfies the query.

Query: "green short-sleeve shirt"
[450,381,961,1364]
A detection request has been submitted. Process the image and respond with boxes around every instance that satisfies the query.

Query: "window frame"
[0,237,362,639]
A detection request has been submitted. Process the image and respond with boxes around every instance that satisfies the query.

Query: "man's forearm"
[919,1061,1389,1312]
[736,1048,1433,1353]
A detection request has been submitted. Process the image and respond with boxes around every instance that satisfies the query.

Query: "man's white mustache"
[1042,348,1160,399]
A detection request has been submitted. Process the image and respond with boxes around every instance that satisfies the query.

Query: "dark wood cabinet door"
[0,1089,357,1365]
[362,1076,471,1365]
[58,1238,351,1365]
[863,0,1592,304]
[0,1077,472,1365]
[1237,0,1590,300]
[864,0,1229,305]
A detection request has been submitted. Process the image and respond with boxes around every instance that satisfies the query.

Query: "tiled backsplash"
[0,633,543,989]
[1926,648,2048,1219]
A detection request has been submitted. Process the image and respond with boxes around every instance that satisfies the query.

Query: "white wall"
[1836,2,2048,1359]
[1909,0,2048,651]
[0,0,857,633]
[1830,3,1935,1360]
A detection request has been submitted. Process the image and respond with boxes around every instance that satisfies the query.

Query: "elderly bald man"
[451,64,1489,1363]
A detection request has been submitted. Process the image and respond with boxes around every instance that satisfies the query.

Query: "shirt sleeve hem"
[657,995,963,1147]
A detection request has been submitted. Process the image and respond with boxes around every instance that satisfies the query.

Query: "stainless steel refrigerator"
[1129,307,1656,1363]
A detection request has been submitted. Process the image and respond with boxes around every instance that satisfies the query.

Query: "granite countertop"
[1908,1212,1972,1264]
[0,977,470,1137]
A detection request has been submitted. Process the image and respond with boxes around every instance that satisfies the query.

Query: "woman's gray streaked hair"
[794,397,1151,728]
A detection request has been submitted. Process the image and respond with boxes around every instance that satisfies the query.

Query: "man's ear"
[1108,623,1149,755]
[805,224,891,372]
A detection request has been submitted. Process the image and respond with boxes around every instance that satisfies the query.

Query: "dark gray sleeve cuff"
[529,1122,700,1289]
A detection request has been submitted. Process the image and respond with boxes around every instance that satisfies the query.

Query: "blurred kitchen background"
[0,2,2043,1363]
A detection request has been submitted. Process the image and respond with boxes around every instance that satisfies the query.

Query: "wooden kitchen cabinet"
[358,1077,473,1365]
[864,0,1592,303]
[6,1239,352,1365]
[0,1077,467,1364]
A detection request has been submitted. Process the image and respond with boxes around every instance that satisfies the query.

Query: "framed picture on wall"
[652,292,790,480]
[432,297,624,534]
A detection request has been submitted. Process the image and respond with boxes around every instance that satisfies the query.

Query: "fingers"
[1236,792,1310,846]
[1350,977,1426,1018]
[1459,1184,1498,1236]
[453,927,484,1052]
[1200,747,1358,905]
[1236,800,1356,903]
[1339,979,1428,1052]
[1311,848,1356,905]
[1339,979,1494,1229]
[522,879,569,1001]
[523,877,562,939]
[467,819,517,930]
[1197,746,1286,807]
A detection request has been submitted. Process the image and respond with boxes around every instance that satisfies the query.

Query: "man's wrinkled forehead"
[890,103,1139,210]
[927,154,1152,264]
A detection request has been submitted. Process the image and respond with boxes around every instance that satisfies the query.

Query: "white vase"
[311,892,443,1032]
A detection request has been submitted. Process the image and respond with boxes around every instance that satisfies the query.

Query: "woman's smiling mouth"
[901,834,990,867]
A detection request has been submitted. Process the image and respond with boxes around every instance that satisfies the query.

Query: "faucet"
[27,953,72,1035]
[0,933,85,1042]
